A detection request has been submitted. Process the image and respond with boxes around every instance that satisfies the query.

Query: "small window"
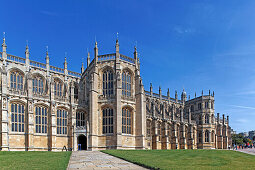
[198,103,202,110]
[205,114,210,124]
[205,102,209,108]
[191,105,194,112]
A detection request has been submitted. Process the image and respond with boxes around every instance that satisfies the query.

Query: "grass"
[102,149,255,170]
[0,151,71,170]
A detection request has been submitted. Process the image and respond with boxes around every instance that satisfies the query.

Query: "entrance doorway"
[77,135,87,150]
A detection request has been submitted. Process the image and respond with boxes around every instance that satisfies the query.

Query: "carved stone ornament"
[3,98,6,109]
[117,71,121,81]
[29,102,32,112]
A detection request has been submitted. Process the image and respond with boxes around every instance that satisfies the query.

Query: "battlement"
[0,51,81,78]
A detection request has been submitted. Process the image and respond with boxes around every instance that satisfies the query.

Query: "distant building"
[239,132,249,137]
[248,130,255,140]
[231,129,236,135]
[0,36,232,151]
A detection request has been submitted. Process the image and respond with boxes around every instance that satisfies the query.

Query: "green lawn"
[102,150,255,170]
[0,151,71,170]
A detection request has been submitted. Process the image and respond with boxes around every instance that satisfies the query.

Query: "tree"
[232,134,244,145]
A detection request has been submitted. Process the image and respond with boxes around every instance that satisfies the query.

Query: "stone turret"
[94,41,98,63]
[175,90,178,102]
[2,32,7,65]
[87,51,90,67]
[81,62,84,73]
[64,56,68,81]
[188,107,191,124]
[45,46,50,76]
[115,38,119,54]
[181,89,187,102]
[150,83,153,96]
[25,42,30,69]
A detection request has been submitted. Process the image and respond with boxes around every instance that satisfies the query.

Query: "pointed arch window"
[76,111,86,127]
[122,108,132,134]
[33,76,44,94]
[122,71,131,97]
[102,108,113,134]
[35,106,47,133]
[205,114,210,124]
[102,70,113,96]
[57,109,67,134]
[158,123,161,141]
[205,130,209,142]
[11,103,25,132]
[211,131,215,142]
[198,131,202,143]
[54,80,63,97]
[10,71,23,91]
[146,120,151,137]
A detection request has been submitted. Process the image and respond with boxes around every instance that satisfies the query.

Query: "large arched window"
[76,111,86,127]
[122,108,132,134]
[33,76,44,94]
[54,79,63,97]
[122,71,131,97]
[57,109,67,134]
[102,108,113,134]
[205,114,210,124]
[10,71,23,91]
[35,106,47,133]
[11,103,25,132]
[102,70,113,96]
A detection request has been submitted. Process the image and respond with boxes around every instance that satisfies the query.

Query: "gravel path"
[236,148,255,156]
[67,151,147,170]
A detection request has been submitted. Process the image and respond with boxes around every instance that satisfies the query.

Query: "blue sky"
[1,0,255,133]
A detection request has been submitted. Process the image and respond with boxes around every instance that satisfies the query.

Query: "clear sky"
[1,0,254,133]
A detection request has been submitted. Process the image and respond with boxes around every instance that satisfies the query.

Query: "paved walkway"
[236,148,255,156]
[67,151,147,170]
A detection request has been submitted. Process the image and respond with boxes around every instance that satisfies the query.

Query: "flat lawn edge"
[0,151,72,170]
[101,150,255,170]
[101,150,156,169]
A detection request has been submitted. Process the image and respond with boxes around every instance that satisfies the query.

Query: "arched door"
[77,135,87,150]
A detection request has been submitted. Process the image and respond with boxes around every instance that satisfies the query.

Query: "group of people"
[231,143,255,150]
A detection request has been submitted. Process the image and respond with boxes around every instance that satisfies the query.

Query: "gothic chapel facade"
[0,36,232,151]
